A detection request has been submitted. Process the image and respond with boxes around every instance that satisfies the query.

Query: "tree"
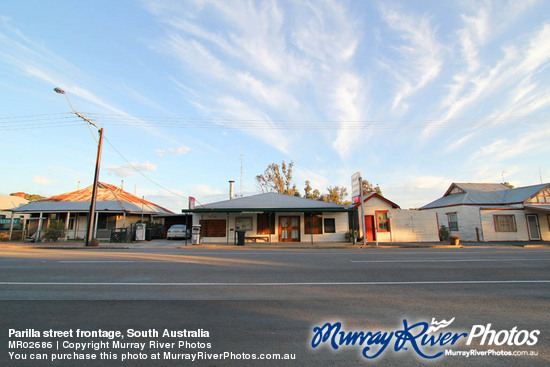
[362,180,382,196]
[503,182,515,189]
[43,220,65,242]
[10,192,45,201]
[312,189,321,200]
[304,180,313,199]
[324,186,349,205]
[256,160,298,196]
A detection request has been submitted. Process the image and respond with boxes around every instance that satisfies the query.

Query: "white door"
[526,215,541,241]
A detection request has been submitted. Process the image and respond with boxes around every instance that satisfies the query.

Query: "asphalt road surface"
[1,247,549,366]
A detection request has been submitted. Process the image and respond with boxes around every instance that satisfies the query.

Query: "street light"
[54,87,104,246]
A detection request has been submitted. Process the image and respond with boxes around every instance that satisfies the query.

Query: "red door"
[364,215,376,241]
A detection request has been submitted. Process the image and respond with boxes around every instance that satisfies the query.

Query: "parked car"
[166,224,190,240]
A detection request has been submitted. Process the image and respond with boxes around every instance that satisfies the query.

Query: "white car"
[167,224,190,240]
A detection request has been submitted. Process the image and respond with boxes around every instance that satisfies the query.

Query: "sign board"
[351,172,361,204]
[0,218,20,225]
[189,197,196,210]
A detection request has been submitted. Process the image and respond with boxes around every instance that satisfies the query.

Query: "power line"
[1,112,548,131]
[102,134,203,208]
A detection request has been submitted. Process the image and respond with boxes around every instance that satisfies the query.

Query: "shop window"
[305,212,322,234]
[376,211,390,232]
[257,213,275,234]
[324,218,336,233]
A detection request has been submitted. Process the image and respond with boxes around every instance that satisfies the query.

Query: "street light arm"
[54,87,101,141]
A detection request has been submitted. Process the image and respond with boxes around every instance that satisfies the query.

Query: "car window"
[170,225,186,230]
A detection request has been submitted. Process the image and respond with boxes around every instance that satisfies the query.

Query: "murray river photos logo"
[310,318,540,360]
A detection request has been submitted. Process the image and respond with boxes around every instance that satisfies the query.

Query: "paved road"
[1,247,549,366]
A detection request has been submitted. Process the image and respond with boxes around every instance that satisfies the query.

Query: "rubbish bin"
[236,230,245,246]
[191,225,201,245]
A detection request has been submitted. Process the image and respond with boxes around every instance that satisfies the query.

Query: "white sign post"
[352,172,367,246]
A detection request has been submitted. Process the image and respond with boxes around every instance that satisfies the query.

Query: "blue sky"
[1,0,549,212]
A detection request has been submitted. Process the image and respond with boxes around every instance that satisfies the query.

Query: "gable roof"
[443,183,510,196]
[192,192,351,213]
[421,182,550,210]
[351,193,400,209]
[9,182,173,214]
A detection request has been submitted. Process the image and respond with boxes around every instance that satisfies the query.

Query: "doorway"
[526,214,541,240]
[364,215,376,241]
[279,216,300,242]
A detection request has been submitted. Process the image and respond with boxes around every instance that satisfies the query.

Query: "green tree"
[324,186,349,205]
[10,193,45,201]
[43,220,65,241]
[304,180,313,199]
[256,160,298,196]
[304,181,322,200]
[362,180,382,196]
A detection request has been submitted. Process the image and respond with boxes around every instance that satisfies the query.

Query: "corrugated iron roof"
[10,182,173,214]
[445,183,510,195]
[193,192,350,212]
[421,183,550,209]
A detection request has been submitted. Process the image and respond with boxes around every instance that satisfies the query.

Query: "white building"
[355,193,439,243]
[420,183,550,242]
[190,192,353,244]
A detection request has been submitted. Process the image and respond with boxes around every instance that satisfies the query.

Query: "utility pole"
[54,87,103,246]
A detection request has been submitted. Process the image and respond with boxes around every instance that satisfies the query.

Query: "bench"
[244,236,270,243]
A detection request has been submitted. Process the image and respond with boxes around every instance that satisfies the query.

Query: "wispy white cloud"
[471,126,550,163]
[192,184,223,197]
[331,72,365,158]
[33,176,51,185]
[144,0,364,158]
[156,146,190,156]
[106,161,157,177]
[169,146,190,155]
[0,17,177,145]
[217,96,291,154]
[438,3,545,122]
[378,4,443,113]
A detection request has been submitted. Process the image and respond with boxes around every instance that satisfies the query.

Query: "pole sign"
[351,172,361,204]
[189,197,196,210]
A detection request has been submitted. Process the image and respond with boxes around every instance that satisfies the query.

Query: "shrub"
[43,220,66,242]
[345,229,360,242]
[439,226,449,241]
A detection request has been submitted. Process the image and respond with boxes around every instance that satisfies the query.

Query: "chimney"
[229,180,235,200]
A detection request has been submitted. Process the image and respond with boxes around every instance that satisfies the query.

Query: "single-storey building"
[0,195,29,239]
[420,182,550,242]
[9,182,173,241]
[354,193,439,243]
[190,192,354,244]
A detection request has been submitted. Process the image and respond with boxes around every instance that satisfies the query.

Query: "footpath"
[1,239,549,250]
